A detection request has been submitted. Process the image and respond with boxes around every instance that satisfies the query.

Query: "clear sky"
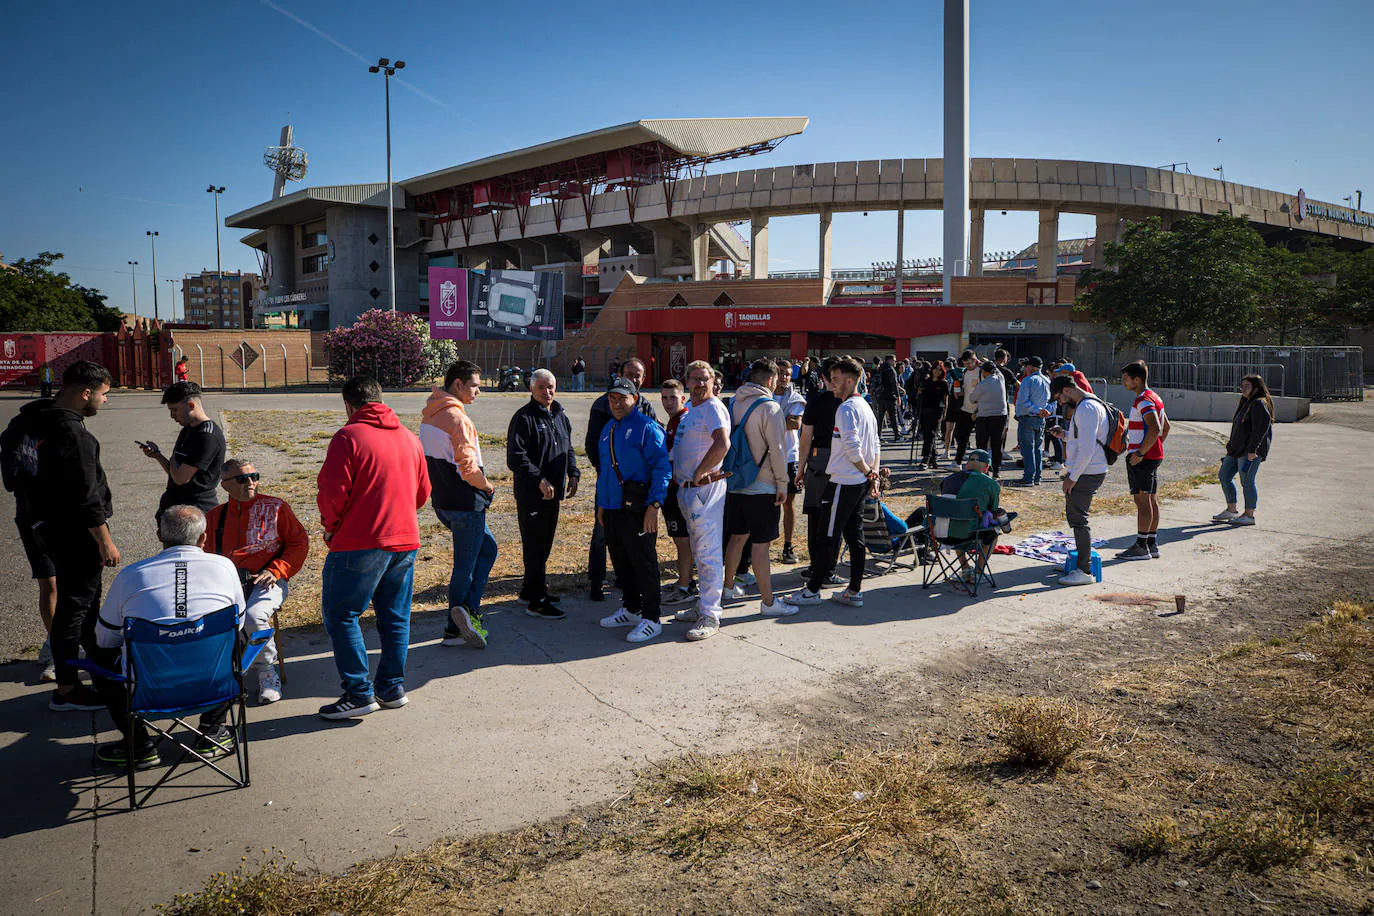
[2,0,1370,316]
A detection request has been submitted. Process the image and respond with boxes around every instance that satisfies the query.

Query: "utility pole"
[146,231,160,322]
[164,278,179,322]
[127,260,139,319]
[207,186,225,326]
[369,57,405,312]
[942,0,969,306]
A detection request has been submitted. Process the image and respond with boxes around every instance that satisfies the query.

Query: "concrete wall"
[1098,382,1310,423]
[326,206,420,328]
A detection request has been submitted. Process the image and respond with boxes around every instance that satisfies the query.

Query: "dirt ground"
[164,541,1374,915]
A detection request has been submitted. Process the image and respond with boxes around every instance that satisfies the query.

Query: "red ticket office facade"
[625,305,964,382]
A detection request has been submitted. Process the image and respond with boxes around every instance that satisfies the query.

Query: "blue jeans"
[1219,455,1262,510]
[435,507,498,611]
[321,548,416,700]
[1016,415,1045,483]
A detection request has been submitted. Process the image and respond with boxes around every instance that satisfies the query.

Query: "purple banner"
[428,267,469,340]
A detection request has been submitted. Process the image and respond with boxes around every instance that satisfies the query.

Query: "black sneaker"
[96,741,160,770]
[1147,541,1160,559]
[780,545,798,565]
[526,600,566,620]
[589,584,606,602]
[376,685,408,709]
[318,694,380,720]
[49,684,104,712]
[193,726,236,759]
[1115,543,1153,561]
[543,592,563,604]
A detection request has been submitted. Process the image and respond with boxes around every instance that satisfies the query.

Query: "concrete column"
[692,331,711,363]
[651,225,681,278]
[750,213,769,279]
[1091,210,1121,269]
[895,207,905,306]
[575,234,602,277]
[819,207,833,301]
[969,208,985,277]
[942,0,970,303]
[1037,208,1058,279]
[691,223,711,281]
[609,238,630,258]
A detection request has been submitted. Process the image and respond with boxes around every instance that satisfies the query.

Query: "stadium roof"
[401,117,809,197]
[225,183,400,230]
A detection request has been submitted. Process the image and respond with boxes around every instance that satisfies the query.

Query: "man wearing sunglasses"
[204,458,309,703]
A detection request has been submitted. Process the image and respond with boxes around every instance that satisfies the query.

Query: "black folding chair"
[920,495,998,597]
[839,497,923,578]
[77,605,272,810]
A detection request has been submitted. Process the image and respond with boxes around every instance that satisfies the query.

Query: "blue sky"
[2,0,1370,316]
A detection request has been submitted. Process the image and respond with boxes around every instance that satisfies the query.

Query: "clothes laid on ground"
[159,420,226,516]
[1011,530,1108,565]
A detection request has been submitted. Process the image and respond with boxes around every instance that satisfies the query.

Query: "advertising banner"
[428,267,469,341]
[0,333,107,389]
[468,269,565,341]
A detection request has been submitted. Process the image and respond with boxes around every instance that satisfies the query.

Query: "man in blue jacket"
[595,378,671,644]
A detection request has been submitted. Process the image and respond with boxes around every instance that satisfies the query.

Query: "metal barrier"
[1143,346,1363,401]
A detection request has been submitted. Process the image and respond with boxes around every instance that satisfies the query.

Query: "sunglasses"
[228,472,261,483]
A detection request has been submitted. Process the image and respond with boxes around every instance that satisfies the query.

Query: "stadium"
[225,116,1374,380]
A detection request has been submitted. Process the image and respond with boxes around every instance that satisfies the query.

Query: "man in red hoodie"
[316,376,431,720]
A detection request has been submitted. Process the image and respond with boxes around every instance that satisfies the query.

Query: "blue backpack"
[723,396,773,492]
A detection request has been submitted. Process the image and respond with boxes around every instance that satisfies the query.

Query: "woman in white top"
[968,362,1008,478]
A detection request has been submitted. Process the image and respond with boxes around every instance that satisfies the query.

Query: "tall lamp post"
[207,185,226,327]
[127,260,139,320]
[368,57,405,313]
[164,278,179,322]
[146,230,160,322]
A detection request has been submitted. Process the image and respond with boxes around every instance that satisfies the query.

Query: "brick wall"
[167,330,314,389]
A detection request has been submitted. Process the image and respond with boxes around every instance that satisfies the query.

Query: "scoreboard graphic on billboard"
[468,269,564,341]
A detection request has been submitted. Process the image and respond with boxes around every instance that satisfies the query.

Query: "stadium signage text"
[1303,201,1373,228]
[255,292,309,306]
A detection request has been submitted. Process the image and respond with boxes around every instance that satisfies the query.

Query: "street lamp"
[1212,164,1226,183]
[127,260,139,320]
[368,57,405,313]
[164,278,179,322]
[207,185,226,327]
[146,230,160,322]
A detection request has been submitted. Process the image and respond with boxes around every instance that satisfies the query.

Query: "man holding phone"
[141,382,226,523]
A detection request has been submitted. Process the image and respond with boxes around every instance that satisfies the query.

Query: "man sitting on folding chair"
[205,458,309,704]
[911,450,1009,585]
[91,505,247,770]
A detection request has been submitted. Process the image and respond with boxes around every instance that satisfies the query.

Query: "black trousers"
[975,415,1008,477]
[588,478,607,587]
[45,525,104,688]
[952,411,975,463]
[603,508,661,622]
[516,496,560,601]
[92,641,231,748]
[1046,422,1065,463]
[807,482,867,594]
[919,408,945,463]
[874,399,900,439]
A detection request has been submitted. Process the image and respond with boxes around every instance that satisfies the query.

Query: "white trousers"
[245,580,287,669]
[678,481,726,621]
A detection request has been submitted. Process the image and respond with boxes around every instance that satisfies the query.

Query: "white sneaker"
[258,667,283,704]
[40,662,57,684]
[761,598,799,617]
[1228,515,1256,526]
[1057,569,1097,586]
[831,589,864,607]
[1212,509,1240,522]
[735,572,757,586]
[626,619,662,643]
[790,588,824,606]
[723,584,746,603]
[673,606,698,623]
[685,616,719,641]
[599,608,642,628]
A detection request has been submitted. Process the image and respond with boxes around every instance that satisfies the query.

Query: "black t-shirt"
[159,419,226,514]
[802,390,840,452]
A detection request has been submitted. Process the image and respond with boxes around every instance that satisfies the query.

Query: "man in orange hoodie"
[420,359,497,650]
[205,458,309,704]
[316,377,431,720]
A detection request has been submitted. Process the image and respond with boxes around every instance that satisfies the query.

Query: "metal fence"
[1141,346,1365,401]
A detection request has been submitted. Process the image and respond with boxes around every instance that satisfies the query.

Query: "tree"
[1076,215,1271,345]
[0,252,104,332]
[1258,247,1333,345]
[321,309,430,386]
[73,284,125,332]
[1334,247,1374,328]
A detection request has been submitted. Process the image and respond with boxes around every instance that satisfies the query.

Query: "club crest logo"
[3,340,15,359]
[439,280,459,317]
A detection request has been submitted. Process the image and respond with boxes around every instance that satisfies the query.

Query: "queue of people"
[2,352,1275,759]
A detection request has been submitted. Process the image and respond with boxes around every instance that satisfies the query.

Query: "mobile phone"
[134,440,148,448]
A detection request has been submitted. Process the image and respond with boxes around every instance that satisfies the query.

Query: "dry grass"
[993,698,1099,769]
[1119,816,1183,862]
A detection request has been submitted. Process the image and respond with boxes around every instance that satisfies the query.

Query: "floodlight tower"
[369,57,405,313]
[127,260,139,319]
[146,231,160,322]
[207,185,225,327]
[943,0,969,306]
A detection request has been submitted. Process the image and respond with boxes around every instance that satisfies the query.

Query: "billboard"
[468,269,564,341]
[428,267,470,340]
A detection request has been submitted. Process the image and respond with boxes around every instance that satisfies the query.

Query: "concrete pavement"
[1,394,1370,914]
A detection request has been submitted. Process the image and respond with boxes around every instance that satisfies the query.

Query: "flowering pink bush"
[321,309,428,386]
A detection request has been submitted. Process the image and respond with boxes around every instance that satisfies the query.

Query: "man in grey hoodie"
[722,359,797,617]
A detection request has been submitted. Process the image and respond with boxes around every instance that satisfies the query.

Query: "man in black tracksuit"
[583,358,657,601]
[507,370,580,619]
[872,355,901,442]
[30,361,122,712]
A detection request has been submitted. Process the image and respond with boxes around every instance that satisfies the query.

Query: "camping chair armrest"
[241,628,276,672]
[70,658,126,683]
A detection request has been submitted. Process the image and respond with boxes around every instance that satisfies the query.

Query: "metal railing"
[1142,346,1363,401]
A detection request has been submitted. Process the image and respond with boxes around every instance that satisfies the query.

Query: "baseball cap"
[967,449,992,464]
[1056,362,1078,373]
[608,377,639,398]
[1021,355,1044,368]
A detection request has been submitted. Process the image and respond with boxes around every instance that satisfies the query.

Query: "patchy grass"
[166,591,1374,914]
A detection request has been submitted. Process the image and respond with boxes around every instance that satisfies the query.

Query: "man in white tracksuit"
[672,360,732,641]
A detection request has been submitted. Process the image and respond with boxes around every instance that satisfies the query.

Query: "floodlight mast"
[369,57,405,312]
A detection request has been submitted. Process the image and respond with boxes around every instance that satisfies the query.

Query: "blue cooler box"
[1063,550,1103,582]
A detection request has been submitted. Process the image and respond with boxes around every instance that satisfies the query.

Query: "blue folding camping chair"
[76,605,272,810]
